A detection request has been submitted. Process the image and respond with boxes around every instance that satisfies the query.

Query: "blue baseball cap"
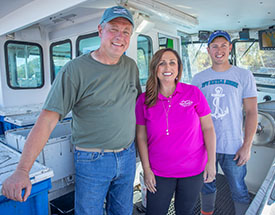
[100,6,134,26]
[208,30,231,46]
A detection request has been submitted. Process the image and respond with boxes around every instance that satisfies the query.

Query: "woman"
[135,48,216,215]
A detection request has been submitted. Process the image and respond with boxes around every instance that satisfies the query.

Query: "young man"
[2,6,141,215]
[192,30,258,215]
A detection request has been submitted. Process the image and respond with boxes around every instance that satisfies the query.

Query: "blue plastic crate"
[0,116,22,135]
[3,121,21,131]
[0,116,6,135]
[0,112,72,135]
[0,178,52,215]
[0,143,54,215]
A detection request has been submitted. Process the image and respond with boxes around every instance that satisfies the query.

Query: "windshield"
[234,40,275,101]
[181,38,275,102]
[181,41,211,84]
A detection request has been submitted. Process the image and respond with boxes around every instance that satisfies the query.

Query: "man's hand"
[1,169,32,202]
[234,145,251,166]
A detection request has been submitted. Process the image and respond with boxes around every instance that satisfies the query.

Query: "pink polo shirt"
[136,83,211,178]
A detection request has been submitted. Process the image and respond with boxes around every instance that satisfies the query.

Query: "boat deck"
[133,174,250,215]
[50,174,255,215]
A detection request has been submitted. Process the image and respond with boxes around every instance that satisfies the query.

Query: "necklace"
[161,99,171,135]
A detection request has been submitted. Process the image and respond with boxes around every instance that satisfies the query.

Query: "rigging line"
[239,40,256,62]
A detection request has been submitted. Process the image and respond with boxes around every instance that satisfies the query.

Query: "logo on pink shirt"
[179,100,193,107]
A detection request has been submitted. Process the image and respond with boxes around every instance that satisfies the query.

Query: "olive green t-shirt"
[43,53,141,149]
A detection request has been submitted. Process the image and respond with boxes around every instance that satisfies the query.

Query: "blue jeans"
[201,153,250,204]
[74,142,136,215]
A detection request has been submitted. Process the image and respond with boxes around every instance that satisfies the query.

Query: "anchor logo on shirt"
[211,87,229,119]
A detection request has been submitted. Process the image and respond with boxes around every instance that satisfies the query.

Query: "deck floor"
[50,174,254,215]
[133,174,255,215]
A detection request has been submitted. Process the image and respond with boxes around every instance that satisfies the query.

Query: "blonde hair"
[145,48,182,107]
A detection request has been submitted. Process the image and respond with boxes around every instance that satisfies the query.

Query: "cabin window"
[137,35,153,86]
[76,32,100,56]
[181,38,211,84]
[159,34,174,49]
[4,41,44,89]
[50,39,72,83]
[234,40,275,94]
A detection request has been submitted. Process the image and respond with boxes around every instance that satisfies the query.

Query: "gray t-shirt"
[192,66,257,154]
[43,53,141,149]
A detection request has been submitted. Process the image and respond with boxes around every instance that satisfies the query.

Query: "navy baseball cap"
[208,30,231,46]
[100,6,134,26]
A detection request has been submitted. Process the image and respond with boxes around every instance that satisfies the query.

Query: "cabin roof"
[1,0,275,36]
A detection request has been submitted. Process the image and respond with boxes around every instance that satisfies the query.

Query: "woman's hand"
[203,162,216,183]
[200,114,216,183]
[143,168,157,193]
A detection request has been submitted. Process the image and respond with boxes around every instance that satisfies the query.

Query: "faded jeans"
[201,153,250,204]
[74,142,136,215]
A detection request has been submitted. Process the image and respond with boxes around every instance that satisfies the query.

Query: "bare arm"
[136,124,156,193]
[234,97,258,166]
[200,114,216,183]
[1,109,60,202]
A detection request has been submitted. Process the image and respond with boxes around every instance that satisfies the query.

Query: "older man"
[2,6,141,215]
